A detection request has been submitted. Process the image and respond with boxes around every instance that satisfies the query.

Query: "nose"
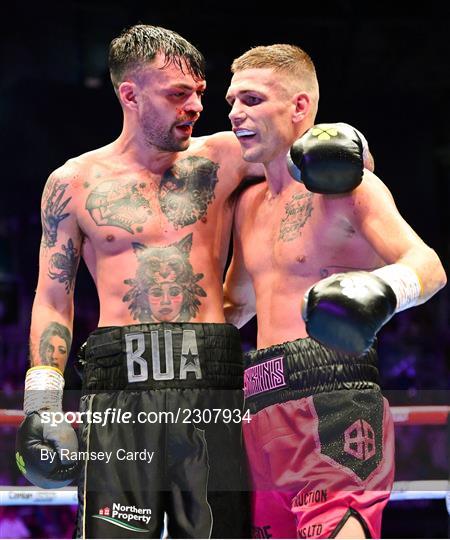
[186,92,203,114]
[228,101,245,126]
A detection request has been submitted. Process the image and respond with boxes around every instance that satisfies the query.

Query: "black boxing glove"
[287,122,365,194]
[302,265,422,355]
[16,366,79,488]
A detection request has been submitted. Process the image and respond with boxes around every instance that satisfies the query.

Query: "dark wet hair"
[109,24,205,91]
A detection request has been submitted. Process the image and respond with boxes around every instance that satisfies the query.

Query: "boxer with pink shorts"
[223,44,446,539]
[243,338,395,539]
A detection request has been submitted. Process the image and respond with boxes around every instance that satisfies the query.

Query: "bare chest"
[242,191,375,279]
[75,154,232,255]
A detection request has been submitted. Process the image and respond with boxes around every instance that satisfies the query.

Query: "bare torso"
[235,180,384,348]
[52,132,247,326]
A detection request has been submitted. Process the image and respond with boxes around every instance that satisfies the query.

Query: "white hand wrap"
[372,264,422,313]
[23,366,65,414]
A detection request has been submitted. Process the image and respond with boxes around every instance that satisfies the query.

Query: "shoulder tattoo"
[159,157,219,228]
[42,178,72,248]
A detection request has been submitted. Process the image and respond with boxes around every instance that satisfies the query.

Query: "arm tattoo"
[48,238,80,293]
[42,179,72,248]
[122,233,207,323]
[278,192,313,242]
[33,322,72,368]
[159,157,219,228]
[86,180,152,233]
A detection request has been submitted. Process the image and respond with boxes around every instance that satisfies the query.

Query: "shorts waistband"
[244,337,380,413]
[82,323,243,393]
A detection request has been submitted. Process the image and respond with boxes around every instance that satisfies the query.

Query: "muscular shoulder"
[191,131,262,176]
[191,131,240,159]
[43,161,81,203]
[350,170,395,211]
[45,144,114,193]
[322,169,397,224]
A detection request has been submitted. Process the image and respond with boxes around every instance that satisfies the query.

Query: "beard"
[139,107,190,152]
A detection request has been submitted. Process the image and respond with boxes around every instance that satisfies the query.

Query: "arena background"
[0,1,449,538]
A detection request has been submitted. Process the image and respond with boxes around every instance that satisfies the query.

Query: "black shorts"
[75,323,250,539]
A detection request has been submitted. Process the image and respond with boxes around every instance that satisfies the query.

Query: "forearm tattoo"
[41,179,72,248]
[123,233,207,323]
[32,322,72,367]
[48,238,80,293]
[159,157,219,228]
[279,192,313,242]
[86,180,152,233]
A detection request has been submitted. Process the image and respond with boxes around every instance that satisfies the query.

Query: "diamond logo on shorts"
[244,356,286,398]
[343,419,376,461]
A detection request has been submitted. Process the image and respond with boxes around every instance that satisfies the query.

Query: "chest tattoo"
[86,180,152,233]
[159,156,219,229]
[122,233,207,323]
[278,192,313,242]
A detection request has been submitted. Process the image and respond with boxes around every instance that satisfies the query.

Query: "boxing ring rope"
[0,406,449,511]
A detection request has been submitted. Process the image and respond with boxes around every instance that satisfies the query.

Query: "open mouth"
[176,121,194,136]
[234,129,257,141]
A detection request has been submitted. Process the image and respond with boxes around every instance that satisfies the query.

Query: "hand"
[302,271,397,355]
[16,367,80,488]
[287,123,365,194]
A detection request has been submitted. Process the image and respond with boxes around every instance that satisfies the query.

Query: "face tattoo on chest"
[122,233,207,323]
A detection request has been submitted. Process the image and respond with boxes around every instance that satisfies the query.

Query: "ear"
[118,81,139,111]
[291,92,310,124]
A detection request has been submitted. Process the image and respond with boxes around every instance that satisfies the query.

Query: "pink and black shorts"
[243,338,395,539]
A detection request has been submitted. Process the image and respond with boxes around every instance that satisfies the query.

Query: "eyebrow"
[225,88,265,103]
[169,82,206,91]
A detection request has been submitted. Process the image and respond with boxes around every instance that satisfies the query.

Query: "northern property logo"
[93,503,151,532]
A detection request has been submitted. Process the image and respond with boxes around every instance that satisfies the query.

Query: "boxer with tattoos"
[16,26,376,538]
[224,45,446,539]
[16,25,261,539]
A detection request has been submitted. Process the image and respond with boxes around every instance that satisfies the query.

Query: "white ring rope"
[0,482,448,507]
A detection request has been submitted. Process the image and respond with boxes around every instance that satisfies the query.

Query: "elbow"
[438,264,447,291]
[429,249,447,293]
[224,298,242,327]
[224,298,253,329]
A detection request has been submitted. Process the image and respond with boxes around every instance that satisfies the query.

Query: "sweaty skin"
[224,67,447,350]
[224,62,446,540]
[30,56,259,369]
[227,172,446,349]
